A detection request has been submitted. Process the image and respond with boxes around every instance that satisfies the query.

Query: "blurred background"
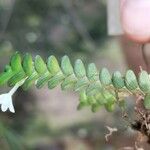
[0,0,139,149]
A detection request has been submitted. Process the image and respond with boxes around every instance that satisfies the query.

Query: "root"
[118,95,150,149]
[105,126,118,142]
[105,95,150,149]
[131,95,150,143]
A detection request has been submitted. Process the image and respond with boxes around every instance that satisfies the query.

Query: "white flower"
[0,93,15,113]
[0,79,26,113]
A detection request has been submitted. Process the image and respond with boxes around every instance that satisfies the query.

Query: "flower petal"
[0,79,26,113]
[0,94,6,104]
[8,101,15,113]
[1,103,8,112]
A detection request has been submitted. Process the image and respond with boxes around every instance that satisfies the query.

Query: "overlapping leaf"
[0,52,150,111]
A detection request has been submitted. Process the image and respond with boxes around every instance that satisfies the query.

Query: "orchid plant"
[0,52,150,115]
[0,0,150,148]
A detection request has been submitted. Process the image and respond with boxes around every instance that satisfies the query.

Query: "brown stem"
[141,44,148,70]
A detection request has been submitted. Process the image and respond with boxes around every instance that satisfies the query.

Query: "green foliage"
[138,71,150,93]
[0,52,150,112]
[125,70,138,91]
[0,122,24,150]
[112,71,124,89]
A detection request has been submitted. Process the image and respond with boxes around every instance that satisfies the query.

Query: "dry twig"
[105,126,118,142]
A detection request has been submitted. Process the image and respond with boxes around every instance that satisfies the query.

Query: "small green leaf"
[77,102,89,110]
[104,91,115,99]
[105,103,116,112]
[79,90,87,101]
[103,91,116,105]
[61,55,74,76]
[103,91,116,112]
[0,65,14,85]
[74,59,86,78]
[34,55,47,74]
[94,92,107,105]
[112,71,124,89]
[125,70,138,91]
[10,52,22,72]
[138,71,150,93]
[99,68,111,85]
[77,91,89,110]
[47,56,61,75]
[22,53,33,76]
[87,95,97,105]
[91,103,101,113]
[87,63,98,81]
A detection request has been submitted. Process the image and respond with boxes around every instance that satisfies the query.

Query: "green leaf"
[94,92,107,105]
[138,71,150,93]
[125,70,138,91]
[10,52,22,72]
[91,103,101,113]
[3,52,150,113]
[112,71,124,89]
[47,55,61,75]
[0,65,14,85]
[87,95,97,105]
[103,91,116,112]
[34,55,47,74]
[99,68,111,86]
[105,103,116,112]
[61,55,74,76]
[22,53,34,76]
[87,63,98,81]
[74,59,86,78]
[103,91,116,104]
[77,91,89,110]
